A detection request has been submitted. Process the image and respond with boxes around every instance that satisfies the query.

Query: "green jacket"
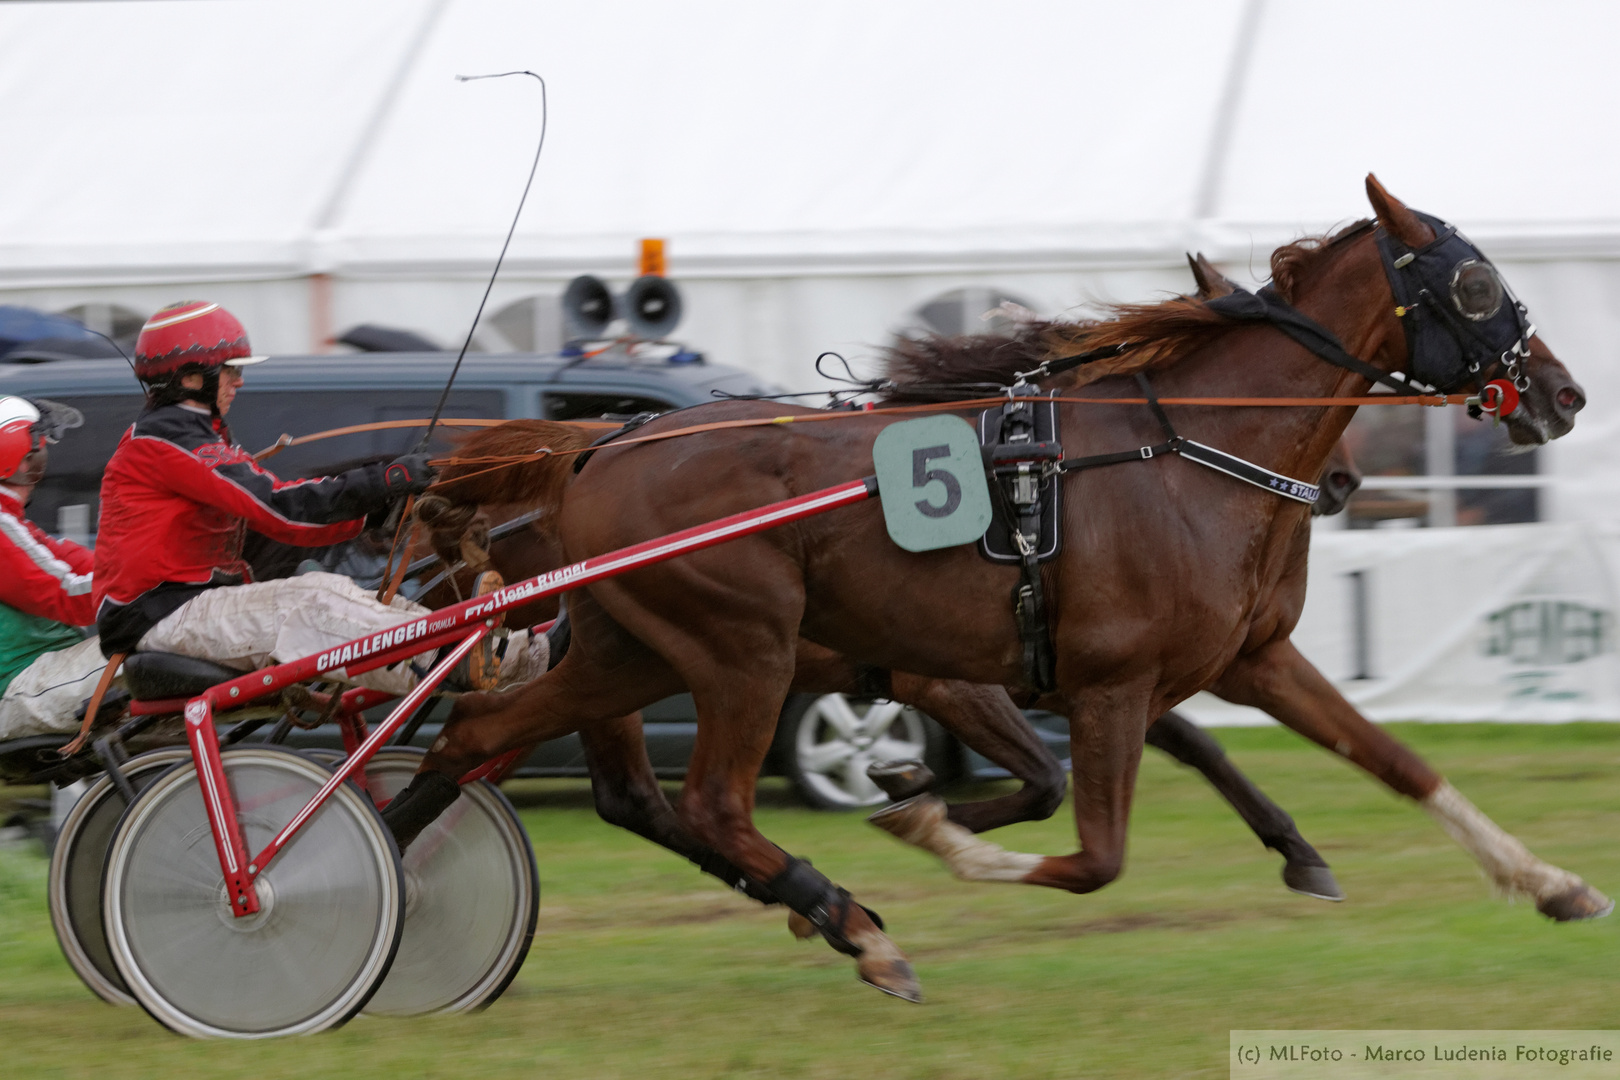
[0,602,84,697]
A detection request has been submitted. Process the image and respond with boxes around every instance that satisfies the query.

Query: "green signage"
[872,415,994,552]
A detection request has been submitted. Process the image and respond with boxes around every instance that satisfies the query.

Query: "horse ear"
[1187,252,1236,299]
[1365,173,1434,247]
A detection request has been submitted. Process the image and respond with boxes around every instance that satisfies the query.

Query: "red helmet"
[133,301,268,383]
[0,396,40,481]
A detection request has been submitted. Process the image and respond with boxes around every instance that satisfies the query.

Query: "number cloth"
[872,415,994,552]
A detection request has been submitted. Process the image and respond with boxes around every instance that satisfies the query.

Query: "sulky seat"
[123,652,245,702]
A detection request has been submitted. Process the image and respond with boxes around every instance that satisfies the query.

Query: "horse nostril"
[1329,472,1355,490]
[1556,386,1583,412]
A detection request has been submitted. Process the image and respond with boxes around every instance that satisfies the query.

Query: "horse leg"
[579,709,779,905]
[1145,710,1342,901]
[1017,679,1150,893]
[672,652,923,1000]
[384,597,685,850]
[873,677,1150,894]
[865,675,1074,882]
[1213,638,1612,921]
[887,675,1067,833]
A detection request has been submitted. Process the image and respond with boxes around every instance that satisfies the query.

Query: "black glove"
[382,452,437,497]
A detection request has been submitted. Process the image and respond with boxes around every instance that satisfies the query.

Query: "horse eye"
[1450,260,1503,321]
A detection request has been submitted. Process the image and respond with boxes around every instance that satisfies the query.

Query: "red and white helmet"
[0,396,41,481]
[133,301,268,384]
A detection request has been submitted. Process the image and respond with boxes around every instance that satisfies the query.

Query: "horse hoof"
[787,910,815,939]
[1283,863,1345,902]
[867,759,937,802]
[857,957,924,1003]
[1537,883,1615,922]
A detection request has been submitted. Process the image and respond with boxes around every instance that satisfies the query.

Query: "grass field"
[1,723,1617,1079]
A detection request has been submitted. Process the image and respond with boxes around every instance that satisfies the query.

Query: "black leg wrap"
[695,851,780,905]
[380,770,463,852]
[768,856,883,956]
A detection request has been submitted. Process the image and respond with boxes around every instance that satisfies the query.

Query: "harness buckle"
[1139,445,1154,460]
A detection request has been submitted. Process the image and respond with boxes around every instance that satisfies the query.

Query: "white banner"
[1180,521,1620,726]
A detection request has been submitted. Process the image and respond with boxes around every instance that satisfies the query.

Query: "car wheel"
[777,693,939,810]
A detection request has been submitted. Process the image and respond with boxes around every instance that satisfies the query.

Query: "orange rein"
[250,417,622,461]
[423,392,1474,492]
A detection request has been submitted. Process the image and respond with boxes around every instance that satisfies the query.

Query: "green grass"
[2,723,1618,1079]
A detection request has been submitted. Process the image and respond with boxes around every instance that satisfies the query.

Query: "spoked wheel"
[48,747,192,1006]
[102,746,404,1038]
[360,747,538,1016]
[779,694,930,809]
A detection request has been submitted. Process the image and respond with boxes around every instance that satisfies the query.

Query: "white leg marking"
[869,796,1042,883]
[1421,781,1585,902]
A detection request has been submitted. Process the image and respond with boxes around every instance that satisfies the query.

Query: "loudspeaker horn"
[561,275,616,339]
[624,276,683,340]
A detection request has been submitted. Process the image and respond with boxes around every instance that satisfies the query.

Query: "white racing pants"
[0,635,116,740]
[137,572,547,698]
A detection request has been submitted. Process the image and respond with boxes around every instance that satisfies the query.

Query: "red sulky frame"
[177,478,878,916]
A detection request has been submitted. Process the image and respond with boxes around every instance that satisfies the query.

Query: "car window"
[230,388,505,479]
[543,391,674,421]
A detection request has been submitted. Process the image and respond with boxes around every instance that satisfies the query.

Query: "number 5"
[912,445,962,518]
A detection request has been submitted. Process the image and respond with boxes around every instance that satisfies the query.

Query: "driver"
[93,301,546,696]
[0,396,115,739]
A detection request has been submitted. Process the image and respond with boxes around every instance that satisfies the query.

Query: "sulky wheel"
[48,747,193,1006]
[360,747,538,1016]
[102,746,404,1038]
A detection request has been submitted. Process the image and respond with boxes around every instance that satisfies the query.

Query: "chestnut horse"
[416,443,1359,904]
[410,254,1359,905]
[391,177,1605,1000]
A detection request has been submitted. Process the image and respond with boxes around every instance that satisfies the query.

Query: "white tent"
[5,0,1620,721]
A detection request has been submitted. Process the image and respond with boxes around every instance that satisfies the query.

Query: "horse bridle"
[1024,211,1539,416]
[1374,210,1537,402]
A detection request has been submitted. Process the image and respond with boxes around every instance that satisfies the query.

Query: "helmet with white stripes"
[133,301,269,384]
[0,396,41,481]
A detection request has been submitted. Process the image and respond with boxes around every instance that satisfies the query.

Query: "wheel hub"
[215,875,276,933]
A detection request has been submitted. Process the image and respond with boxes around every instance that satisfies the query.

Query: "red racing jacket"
[0,486,96,695]
[94,403,394,654]
[0,486,95,627]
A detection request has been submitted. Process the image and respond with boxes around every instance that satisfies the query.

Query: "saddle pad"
[977,396,1062,564]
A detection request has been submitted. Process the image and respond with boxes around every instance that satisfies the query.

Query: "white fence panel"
[1179,522,1620,726]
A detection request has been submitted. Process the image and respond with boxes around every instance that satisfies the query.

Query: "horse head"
[1365,175,1584,446]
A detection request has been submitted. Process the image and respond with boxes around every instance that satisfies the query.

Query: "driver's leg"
[137,572,544,695]
[0,636,116,739]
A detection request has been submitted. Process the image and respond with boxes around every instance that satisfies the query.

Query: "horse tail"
[431,418,598,512]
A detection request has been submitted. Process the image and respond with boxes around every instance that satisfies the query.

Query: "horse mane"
[881,219,1373,401]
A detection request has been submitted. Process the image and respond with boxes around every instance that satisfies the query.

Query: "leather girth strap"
[981,389,1063,694]
[60,652,127,758]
